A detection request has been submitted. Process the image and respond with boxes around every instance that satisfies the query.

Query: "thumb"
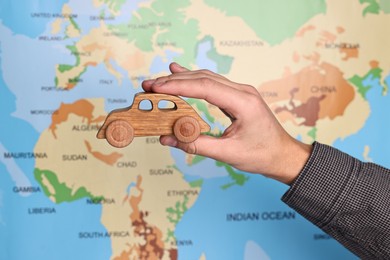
[169,62,189,73]
[160,134,228,160]
[160,135,200,155]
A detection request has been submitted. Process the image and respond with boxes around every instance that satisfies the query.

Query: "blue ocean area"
[0,63,39,156]
[174,174,356,260]
[149,50,180,74]
[0,0,68,38]
[171,148,228,180]
[0,22,76,132]
[67,0,145,34]
[0,19,143,131]
[333,73,390,168]
[0,59,111,260]
[196,41,218,71]
[0,170,111,260]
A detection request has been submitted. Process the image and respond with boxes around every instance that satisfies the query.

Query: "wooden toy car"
[97,92,210,148]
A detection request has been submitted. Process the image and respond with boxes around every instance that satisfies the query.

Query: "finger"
[169,62,227,81]
[141,62,190,92]
[141,78,155,92]
[169,62,189,73]
[160,134,235,163]
[144,61,259,96]
[154,68,259,96]
[153,69,229,88]
[151,77,252,118]
[142,62,191,92]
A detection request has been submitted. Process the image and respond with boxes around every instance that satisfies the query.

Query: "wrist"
[274,138,313,185]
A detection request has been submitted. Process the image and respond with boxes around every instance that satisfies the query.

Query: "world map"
[1,0,390,259]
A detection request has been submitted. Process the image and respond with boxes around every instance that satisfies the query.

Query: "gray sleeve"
[282,142,390,259]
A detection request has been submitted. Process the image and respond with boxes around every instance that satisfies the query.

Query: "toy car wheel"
[173,116,201,143]
[105,120,134,148]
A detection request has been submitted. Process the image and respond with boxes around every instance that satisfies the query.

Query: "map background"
[1,0,390,259]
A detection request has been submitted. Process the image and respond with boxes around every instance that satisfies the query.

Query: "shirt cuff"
[282,142,361,228]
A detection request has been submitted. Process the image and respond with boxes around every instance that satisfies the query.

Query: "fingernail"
[152,80,165,87]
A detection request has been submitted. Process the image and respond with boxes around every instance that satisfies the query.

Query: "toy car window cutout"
[158,99,177,111]
[138,99,153,111]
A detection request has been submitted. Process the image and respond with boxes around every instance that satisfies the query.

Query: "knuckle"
[246,94,264,111]
[198,77,214,88]
[198,69,212,75]
[180,142,197,154]
[245,93,259,103]
[158,74,173,81]
[243,84,259,95]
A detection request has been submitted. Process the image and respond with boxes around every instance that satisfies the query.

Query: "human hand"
[142,63,312,184]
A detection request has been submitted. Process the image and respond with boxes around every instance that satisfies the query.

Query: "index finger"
[143,63,258,96]
[149,77,253,118]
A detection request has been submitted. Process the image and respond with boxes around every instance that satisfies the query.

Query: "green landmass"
[189,179,204,188]
[69,17,81,33]
[56,45,84,87]
[216,161,249,189]
[99,9,106,19]
[170,165,180,174]
[58,45,79,73]
[58,64,74,73]
[204,0,326,45]
[360,0,390,15]
[349,67,385,98]
[191,155,207,165]
[67,45,80,66]
[207,45,234,74]
[34,168,102,204]
[108,0,199,67]
[166,196,189,224]
[165,228,175,243]
[68,68,87,85]
[205,131,224,138]
[380,0,390,13]
[308,127,317,140]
